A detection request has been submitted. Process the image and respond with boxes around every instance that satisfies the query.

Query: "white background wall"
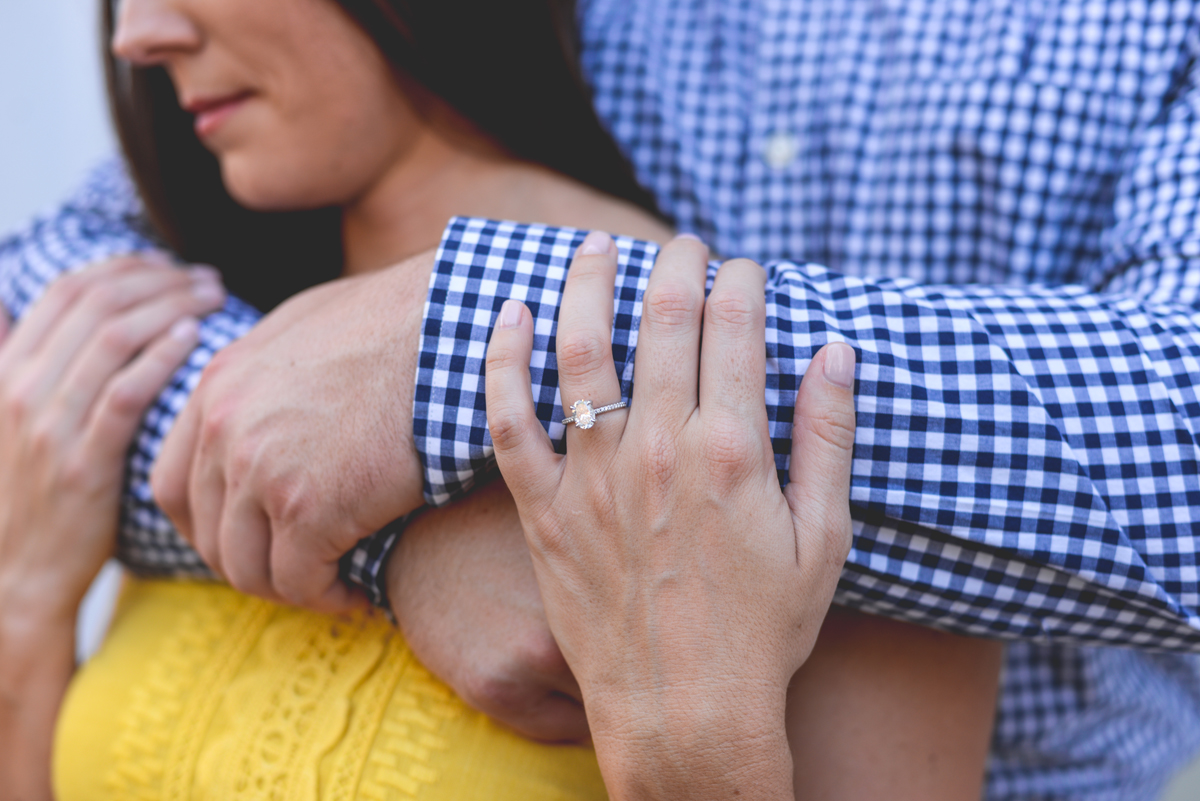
[0,0,113,234]
[0,0,122,657]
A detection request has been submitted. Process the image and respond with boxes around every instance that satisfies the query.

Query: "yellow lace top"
[54,579,606,801]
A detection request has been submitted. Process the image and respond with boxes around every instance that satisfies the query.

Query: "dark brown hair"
[102,0,660,311]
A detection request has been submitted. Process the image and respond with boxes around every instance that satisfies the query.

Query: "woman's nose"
[111,0,202,66]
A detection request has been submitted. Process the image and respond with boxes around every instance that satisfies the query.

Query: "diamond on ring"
[562,399,627,430]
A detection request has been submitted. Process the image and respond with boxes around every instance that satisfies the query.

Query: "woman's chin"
[220,160,335,212]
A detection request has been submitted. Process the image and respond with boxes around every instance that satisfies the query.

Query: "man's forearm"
[0,160,412,604]
[408,216,1200,650]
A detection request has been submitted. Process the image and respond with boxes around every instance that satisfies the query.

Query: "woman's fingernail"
[190,264,222,282]
[170,317,199,342]
[192,281,225,304]
[579,230,614,256]
[498,299,523,329]
[674,232,704,243]
[823,342,856,389]
[144,250,174,264]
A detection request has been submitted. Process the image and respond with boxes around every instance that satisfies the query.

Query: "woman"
[0,0,1001,797]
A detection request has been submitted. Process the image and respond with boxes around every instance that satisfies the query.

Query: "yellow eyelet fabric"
[54,579,606,801]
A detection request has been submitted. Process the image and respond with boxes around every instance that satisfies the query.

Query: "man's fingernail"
[579,230,614,256]
[823,342,856,389]
[498,299,523,329]
[674,232,704,243]
[170,317,199,342]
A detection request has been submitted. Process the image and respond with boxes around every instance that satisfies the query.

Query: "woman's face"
[113,0,420,210]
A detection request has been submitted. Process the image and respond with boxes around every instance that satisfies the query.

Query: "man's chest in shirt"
[580,0,1199,285]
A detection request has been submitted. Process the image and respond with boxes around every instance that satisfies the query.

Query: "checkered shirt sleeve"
[416,215,1200,651]
[0,160,390,598]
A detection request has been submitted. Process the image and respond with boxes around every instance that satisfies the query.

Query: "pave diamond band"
[562,399,627,430]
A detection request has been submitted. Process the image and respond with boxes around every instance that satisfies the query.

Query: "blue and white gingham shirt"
[5,0,1200,795]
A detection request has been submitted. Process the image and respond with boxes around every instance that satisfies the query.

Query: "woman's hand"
[0,255,223,621]
[484,232,857,800]
[0,255,224,801]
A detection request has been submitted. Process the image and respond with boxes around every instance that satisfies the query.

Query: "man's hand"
[152,250,435,613]
[388,476,588,743]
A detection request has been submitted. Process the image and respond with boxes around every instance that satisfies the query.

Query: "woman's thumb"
[784,342,857,556]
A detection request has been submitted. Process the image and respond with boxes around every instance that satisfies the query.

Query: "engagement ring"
[562,399,627,430]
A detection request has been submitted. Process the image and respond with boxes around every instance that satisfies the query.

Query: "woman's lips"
[187,92,253,140]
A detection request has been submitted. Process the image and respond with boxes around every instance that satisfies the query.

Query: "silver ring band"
[562,399,627,430]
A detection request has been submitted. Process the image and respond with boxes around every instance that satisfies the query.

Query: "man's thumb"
[784,342,857,554]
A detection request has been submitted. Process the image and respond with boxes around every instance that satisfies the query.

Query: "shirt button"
[762,131,798,169]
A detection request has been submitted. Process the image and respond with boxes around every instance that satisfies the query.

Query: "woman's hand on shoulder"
[485,232,857,800]
[0,255,225,629]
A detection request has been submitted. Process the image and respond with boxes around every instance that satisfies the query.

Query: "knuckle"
[262,476,312,529]
[58,451,102,496]
[705,288,762,330]
[199,408,228,448]
[486,341,528,374]
[1,375,37,423]
[97,320,137,355]
[83,284,123,314]
[47,272,86,306]
[27,418,63,460]
[639,427,679,487]
[487,408,532,454]
[524,515,572,561]
[198,398,236,446]
[555,330,610,377]
[642,283,700,332]
[227,439,259,483]
[799,406,857,453]
[702,421,759,484]
[99,377,149,421]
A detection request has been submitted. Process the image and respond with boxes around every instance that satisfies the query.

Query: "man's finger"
[219,493,284,603]
[152,391,202,541]
[188,448,228,579]
[784,342,858,565]
[271,539,367,614]
[486,299,559,511]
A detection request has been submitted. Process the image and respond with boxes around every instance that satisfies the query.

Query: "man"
[4,1,1200,796]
